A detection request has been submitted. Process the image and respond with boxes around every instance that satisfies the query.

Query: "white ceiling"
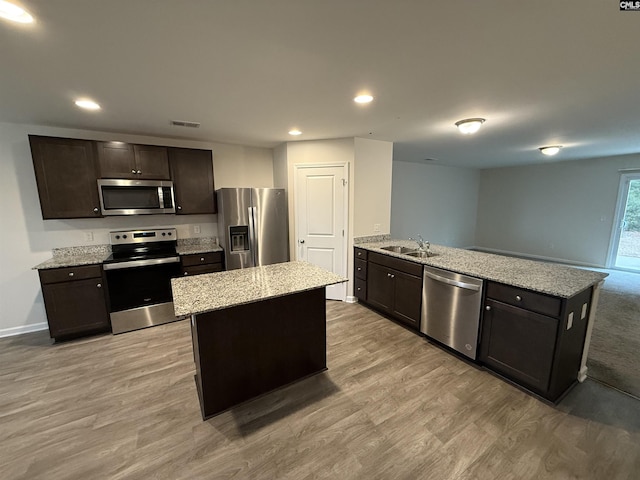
[1,0,639,168]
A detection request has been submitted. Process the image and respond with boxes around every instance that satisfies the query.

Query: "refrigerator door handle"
[248,206,258,266]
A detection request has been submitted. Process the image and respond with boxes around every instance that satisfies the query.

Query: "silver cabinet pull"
[131,169,136,174]
[93,207,99,213]
[177,205,182,210]
[515,295,522,302]
[136,170,142,174]
[68,272,74,277]
[200,257,205,262]
[485,305,491,311]
[97,283,102,288]
[299,239,305,244]
[357,267,361,271]
[184,272,188,276]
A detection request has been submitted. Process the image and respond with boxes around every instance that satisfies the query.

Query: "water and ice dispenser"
[229,225,249,252]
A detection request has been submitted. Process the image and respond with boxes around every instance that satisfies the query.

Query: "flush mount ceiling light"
[74,99,101,110]
[539,145,562,156]
[288,129,302,136]
[354,94,374,104]
[0,0,34,23]
[455,118,486,134]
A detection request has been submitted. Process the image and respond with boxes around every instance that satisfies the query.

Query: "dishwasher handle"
[424,269,481,291]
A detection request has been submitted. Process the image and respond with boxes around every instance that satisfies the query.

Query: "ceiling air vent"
[170,120,201,128]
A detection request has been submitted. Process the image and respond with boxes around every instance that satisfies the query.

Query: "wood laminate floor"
[1,301,639,480]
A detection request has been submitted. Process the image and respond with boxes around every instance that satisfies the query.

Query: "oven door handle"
[103,256,181,270]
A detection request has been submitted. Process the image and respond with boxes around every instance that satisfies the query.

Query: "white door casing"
[294,164,348,301]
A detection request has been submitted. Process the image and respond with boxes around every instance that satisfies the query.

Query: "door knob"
[299,239,305,244]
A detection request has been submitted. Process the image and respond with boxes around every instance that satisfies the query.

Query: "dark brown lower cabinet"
[39,265,110,341]
[180,251,224,276]
[479,281,593,402]
[480,299,557,393]
[365,253,422,329]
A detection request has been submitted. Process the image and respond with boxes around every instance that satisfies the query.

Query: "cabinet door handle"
[357,267,361,271]
[485,305,491,311]
[200,257,205,262]
[131,169,136,174]
[515,295,522,302]
[177,205,182,210]
[184,272,189,276]
[93,207,99,213]
[68,272,74,277]
[136,170,142,174]
[97,283,102,288]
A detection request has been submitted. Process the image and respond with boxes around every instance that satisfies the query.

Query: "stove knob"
[168,232,172,236]
[123,234,127,239]
[162,232,166,236]
[115,235,120,239]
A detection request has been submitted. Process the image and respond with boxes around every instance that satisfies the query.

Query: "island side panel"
[192,287,327,419]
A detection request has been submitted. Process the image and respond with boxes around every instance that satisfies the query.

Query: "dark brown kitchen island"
[171,261,346,419]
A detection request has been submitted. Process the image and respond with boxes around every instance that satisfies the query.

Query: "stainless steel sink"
[380,245,415,254]
[405,250,436,258]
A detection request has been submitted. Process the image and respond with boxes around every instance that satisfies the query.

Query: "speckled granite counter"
[33,245,111,270]
[176,237,223,255]
[357,240,607,298]
[172,261,347,316]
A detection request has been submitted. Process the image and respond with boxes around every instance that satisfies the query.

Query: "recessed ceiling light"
[0,0,34,23]
[288,129,302,136]
[354,94,374,104]
[455,118,486,134]
[539,145,562,156]
[74,99,101,111]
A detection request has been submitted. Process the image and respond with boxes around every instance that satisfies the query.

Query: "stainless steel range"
[103,228,183,334]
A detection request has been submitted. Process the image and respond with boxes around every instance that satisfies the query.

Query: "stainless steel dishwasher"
[421,266,483,360]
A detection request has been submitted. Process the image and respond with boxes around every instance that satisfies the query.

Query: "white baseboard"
[578,366,588,383]
[345,296,358,304]
[469,246,604,269]
[0,322,49,338]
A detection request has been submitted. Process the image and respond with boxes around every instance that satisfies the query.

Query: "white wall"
[390,161,480,248]
[475,153,640,266]
[354,138,393,237]
[0,122,273,336]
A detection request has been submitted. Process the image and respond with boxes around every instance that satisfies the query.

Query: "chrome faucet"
[409,235,429,252]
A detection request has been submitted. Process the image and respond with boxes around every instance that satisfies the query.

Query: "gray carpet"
[586,268,640,398]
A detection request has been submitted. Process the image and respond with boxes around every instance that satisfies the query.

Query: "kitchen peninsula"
[354,239,608,402]
[171,261,346,419]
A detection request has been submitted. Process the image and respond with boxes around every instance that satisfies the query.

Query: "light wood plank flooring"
[1,301,639,479]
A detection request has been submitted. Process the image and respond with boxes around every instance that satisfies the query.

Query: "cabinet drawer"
[182,264,223,276]
[39,264,103,284]
[354,277,367,300]
[181,251,223,267]
[368,252,422,277]
[486,282,562,319]
[355,259,367,280]
[354,247,368,261]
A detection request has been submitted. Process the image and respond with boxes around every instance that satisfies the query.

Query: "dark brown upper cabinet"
[168,148,217,214]
[29,135,102,219]
[97,141,170,180]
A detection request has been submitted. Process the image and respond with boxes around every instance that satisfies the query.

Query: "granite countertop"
[33,245,112,270]
[175,238,223,255]
[172,261,347,316]
[357,240,608,298]
[33,237,223,270]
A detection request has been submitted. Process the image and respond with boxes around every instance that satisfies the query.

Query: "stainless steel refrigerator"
[216,188,290,270]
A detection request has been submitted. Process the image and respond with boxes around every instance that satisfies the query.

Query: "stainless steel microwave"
[97,179,176,215]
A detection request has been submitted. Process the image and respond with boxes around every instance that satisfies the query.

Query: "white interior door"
[295,164,347,300]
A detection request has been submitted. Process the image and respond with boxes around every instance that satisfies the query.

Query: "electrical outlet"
[373,223,381,233]
[84,231,94,242]
[193,225,201,234]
